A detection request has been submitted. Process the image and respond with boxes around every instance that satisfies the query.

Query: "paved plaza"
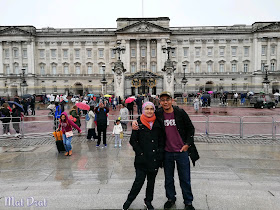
[0,135,280,210]
[0,105,280,209]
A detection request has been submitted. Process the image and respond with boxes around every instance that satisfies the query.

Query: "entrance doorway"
[205,81,214,91]
[74,83,83,96]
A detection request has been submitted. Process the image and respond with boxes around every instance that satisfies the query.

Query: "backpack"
[85,113,90,121]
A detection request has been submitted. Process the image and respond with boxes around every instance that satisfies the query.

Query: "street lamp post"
[101,64,107,95]
[113,40,125,60]
[161,39,175,60]
[262,64,270,94]
[161,39,176,97]
[20,68,28,96]
[112,40,126,99]
[181,64,188,94]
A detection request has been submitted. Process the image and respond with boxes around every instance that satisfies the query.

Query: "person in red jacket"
[57,112,81,156]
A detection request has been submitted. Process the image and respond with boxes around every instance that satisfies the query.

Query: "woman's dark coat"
[129,117,164,172]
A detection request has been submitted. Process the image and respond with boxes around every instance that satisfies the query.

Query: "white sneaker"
[3,133,7,136]
[15,133,21,137]
[7,132,11,136]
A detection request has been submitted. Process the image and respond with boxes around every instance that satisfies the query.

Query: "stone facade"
[1,18,280,98]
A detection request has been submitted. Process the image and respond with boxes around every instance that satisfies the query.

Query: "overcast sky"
[1,0,280,28]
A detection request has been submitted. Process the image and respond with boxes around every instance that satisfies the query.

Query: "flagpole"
[142,0,144,17]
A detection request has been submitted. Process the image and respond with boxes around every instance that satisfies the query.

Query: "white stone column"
[156,39,162,73]
[277,38,280,71]
[147,39,150,71]
[125,40,130,72]
[9,42,13,74]
[18,42,23,72]
[0,42,3,74]
[27,39,35,75]
[137,40,140,71]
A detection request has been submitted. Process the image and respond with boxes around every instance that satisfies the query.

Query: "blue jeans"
[164,151,193,205]
[62,134,73,152]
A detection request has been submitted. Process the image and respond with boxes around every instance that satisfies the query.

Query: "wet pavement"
[0,135,280,210]
[0,104,280,209]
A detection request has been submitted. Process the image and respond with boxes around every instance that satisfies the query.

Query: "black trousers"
[87,128,97,140]
[97,127,107,145]
[127,168,158,203]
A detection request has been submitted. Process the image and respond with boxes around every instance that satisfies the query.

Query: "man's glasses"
[160,98,172,102]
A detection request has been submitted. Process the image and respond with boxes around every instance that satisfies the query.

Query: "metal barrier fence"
[0,114,279,139]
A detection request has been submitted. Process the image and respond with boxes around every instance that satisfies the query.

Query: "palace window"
[244,63,248,72]
[141,48,146,57]
[75,49,80,58]
[4,49,9,58]
[63,49,68,58]
[183,47,188,57]
[195,48,200,57]
[271,45,276,55]
[207,47,213,56]
[75,65,80,74]
[40,64,45,75]
[271,60,276,71]
[195,62,200,73]
[131,48,136,57]
[231,47,237,56]
[171,48,176,57]
[151,48,156,57]
[52,65,57,75]
[111,49,115,58]
[87,49,92,58]
[22,49,27,58]
[219,47,225,56]
[207,63,212,73]
[231,63,237,72]
[5,65,10,74]
[87,65,93,74]
[99,49,104,58]
[151,63,156,73]
[244,47,249,57]
[13,49,19,58]
[51,49,56,58]
[64,65,69,74]
[261,61,266,72]
[131,63,136,73]
[219,63,225,72]
[261,45,267,56]
[39,49,45,58]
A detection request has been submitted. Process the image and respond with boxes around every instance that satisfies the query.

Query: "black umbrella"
[8,101,24,112]
[202,94,210,99]
[22,94,32,99]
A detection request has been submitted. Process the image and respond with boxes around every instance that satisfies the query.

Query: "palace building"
[0,17,280,98]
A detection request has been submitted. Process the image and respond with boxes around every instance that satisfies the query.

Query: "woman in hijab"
[57,112,82,156]
[123,102,164,210]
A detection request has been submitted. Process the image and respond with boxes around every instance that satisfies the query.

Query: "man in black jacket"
[132,91,199,210]
[95,102,109,147]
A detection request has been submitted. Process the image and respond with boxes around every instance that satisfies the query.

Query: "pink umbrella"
[76,102,90,110]
[208,91,213,94]
[125,97,135,103]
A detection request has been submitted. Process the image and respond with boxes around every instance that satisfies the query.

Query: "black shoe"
[144,200,154,210]
[123,200,131,210]
[164,200,176,209]
[185,204,195,210]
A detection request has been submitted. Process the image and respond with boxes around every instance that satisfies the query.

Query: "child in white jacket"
[112,119,123,148]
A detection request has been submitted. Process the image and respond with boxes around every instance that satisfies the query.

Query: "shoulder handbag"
[65,130,74,138]
[120,132,123,139]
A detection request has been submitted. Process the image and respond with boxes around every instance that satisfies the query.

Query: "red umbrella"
[76,102,90,110]
[125,97,135,103]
